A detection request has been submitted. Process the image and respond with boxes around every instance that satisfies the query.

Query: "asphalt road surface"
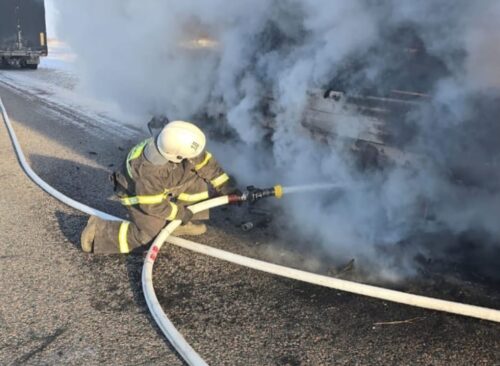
[0,70,499,365]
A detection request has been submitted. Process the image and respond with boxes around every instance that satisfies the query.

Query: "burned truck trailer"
[0,0,47,69]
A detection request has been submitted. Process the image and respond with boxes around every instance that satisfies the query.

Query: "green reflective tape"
[166,202,179,221]
[178,191,209,202]
[126,139,150,178]
[195,152,212,171]
[118,221,130,254]
[211,173,229,188]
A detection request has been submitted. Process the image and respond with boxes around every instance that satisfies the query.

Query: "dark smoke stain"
[351,140,389,172]
[14,327,66,364]
[156,283,194,309]
[277,354,301,366]
[90,283,136,313]
[0,255,22,260]
[326,23,450,97]
[413,228,500,285]
[257,18,305,54]
[431,93,500,191]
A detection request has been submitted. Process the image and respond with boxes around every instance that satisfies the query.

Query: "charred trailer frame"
[0,0,48,69]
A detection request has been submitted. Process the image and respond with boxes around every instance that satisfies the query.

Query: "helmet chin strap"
[166,155,184,163]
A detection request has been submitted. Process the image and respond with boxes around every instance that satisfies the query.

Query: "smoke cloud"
[53,0,500,281]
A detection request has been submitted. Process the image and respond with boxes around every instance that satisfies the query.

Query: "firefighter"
[80,120,240,254]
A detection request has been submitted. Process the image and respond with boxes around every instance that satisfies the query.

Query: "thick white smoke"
[52,0,500,281]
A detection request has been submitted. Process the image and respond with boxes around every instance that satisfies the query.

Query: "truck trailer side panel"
[0,0,47,67]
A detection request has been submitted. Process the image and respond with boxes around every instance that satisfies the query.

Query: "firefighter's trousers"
[92,180,209,255]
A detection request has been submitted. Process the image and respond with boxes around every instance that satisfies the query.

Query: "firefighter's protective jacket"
[115,138,229,221]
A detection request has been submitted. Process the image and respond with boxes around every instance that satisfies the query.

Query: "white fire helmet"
[156,121,206,163]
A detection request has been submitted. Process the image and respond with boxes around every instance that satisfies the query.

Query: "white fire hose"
[142,197,231,366]
[1,97,499,366]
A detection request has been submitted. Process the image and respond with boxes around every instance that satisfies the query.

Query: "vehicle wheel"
[26,64,38,70]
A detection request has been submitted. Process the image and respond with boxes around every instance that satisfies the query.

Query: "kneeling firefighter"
[80,120,240,254]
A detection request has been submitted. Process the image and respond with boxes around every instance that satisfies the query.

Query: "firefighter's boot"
[81,215,98,253]
[173,222,207,236]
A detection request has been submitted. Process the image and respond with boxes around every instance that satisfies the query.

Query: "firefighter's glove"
[176,206,194,225]
[218,182,242,197]
[228,188,243,197]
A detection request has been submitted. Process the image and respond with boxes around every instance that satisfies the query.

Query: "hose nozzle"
[242,185,283,203]
[274,184,283,199]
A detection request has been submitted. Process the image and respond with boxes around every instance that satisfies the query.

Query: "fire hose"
[1,97,499,366]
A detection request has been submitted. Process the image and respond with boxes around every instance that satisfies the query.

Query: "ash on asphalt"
[153,205,500,366]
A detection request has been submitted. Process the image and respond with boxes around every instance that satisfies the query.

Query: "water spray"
[281,183,341,195]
